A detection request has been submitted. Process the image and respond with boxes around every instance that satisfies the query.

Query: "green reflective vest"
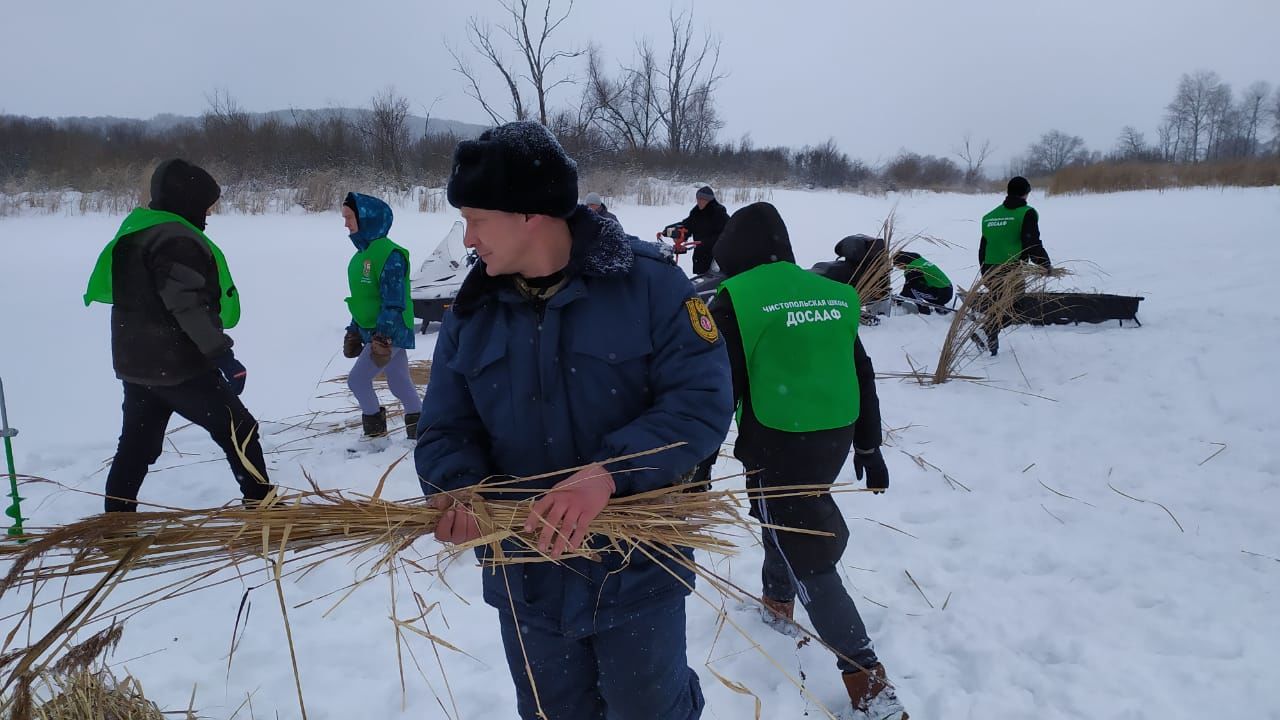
[346,237,414,331]
[981,204,1032,265]
[718,261,861,433]
[84,208,240,328]
[906,257,951,289]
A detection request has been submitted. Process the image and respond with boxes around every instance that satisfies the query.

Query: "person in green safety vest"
[84,159,274,512]
[706,202,910,719]
[977,176,1053,355]
[891,251,953,314]
[340,192,422,441]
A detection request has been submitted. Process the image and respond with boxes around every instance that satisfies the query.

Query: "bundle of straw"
[0,668,173,720]
[933,263,1071,383]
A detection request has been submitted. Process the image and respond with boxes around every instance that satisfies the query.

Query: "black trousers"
[979,264,1026,349]
[104,372,272,512]
[740,426,878,673]
[691,239,717,275]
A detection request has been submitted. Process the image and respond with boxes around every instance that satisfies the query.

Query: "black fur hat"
[446,121,578,217]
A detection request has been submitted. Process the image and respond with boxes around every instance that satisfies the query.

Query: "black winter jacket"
[110,223,232,385]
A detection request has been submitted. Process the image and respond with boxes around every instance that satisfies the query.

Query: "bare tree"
[1114,125,1148,160]
[1167,70,1227,162]
[1240,81,1271,157]
[448,0,582,126]
[954,132,993,185]
[1273,86,1280,155]
[655,9,726,153]
[1157,117,1178,162]
[585,43,661,150]
[1204,81,1235,159]
[1026,129,1087,175]
[360,87,412,180]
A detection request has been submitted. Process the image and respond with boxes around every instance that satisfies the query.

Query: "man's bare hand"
[431,493,482,544]
[523,463,615,559]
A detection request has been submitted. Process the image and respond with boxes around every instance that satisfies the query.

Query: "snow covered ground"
[1,186,1278,718]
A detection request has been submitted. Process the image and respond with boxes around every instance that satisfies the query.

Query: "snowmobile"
[410,221,474,332]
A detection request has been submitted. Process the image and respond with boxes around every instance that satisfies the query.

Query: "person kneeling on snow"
[892,251,953,314]
[84,159,274,511]
[416,121,731,720]
[706,202,909,719]
[340,192,422,440]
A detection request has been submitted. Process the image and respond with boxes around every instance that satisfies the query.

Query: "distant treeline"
[1,67,1277,209]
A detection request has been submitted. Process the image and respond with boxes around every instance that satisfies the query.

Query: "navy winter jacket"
[415,206,732,637]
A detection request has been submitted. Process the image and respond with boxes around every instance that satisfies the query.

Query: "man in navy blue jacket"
[415,121,732,720]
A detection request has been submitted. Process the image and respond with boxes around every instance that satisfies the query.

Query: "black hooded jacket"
[674,199,730,247]
[110,160,232,385]
[979,196,1051,271]
[709,203,883,456]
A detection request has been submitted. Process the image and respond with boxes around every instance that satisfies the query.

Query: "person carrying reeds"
[706,202,910,720]
[414,121,732,720]
[84,159,274,512]
[338,192,421,441]
[977,176,1053,355]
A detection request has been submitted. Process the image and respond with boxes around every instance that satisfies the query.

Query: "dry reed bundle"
[0,668,174,720]
[1,445,879,720]
[932,263,1071,383]
[851,209,957,308]
[0,625,190,720]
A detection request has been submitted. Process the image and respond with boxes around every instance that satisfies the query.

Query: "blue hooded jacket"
[345,192,414,349]
[415,207,732,637]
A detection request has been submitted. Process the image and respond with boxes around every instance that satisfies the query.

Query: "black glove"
[854,447,889,494]
[214,350,247,395]
[343,329,364,359]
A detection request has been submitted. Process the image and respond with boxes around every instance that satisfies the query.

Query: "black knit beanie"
[149,159,220,230]
[446,121,578,217]
[1007,176,1031,197]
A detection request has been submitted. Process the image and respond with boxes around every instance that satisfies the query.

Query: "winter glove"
[523,463,615,559]
[370,334,393,368]
[854,447,889,494]
[213,350,247,395]
[343,329,364,359]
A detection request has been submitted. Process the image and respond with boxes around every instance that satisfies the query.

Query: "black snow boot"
[361,407,388,438]
[404,412,421,441]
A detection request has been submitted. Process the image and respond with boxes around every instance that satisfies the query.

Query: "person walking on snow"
[84,159,275,512]
[415,121,732,720]
[668,185,730,275]
[706,201,909,719]
[977,176,1052,355]
[340,192,422,440]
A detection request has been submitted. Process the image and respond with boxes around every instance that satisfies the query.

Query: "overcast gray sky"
[3,0,1277,169]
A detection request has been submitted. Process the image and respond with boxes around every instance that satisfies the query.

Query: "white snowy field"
[1,186,1278,719]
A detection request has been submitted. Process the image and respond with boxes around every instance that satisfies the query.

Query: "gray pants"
[347,345,423,416]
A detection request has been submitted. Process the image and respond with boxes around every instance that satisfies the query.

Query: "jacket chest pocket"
[566,324,653,401]
[447,324,517,436]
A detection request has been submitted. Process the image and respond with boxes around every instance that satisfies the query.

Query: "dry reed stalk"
[0,667,176,720]
[2,444,883,720]
[324,359,432,388]
[932,263,1071,383]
